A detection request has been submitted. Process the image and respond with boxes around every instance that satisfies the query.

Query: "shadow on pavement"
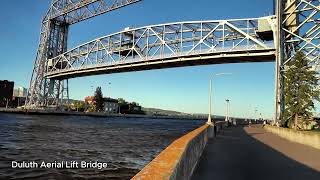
[191,126,320,180]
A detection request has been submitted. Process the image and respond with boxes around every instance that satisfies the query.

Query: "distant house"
[119,102,143,114]
[103,97,119,113]
[11,87,28,107]
[131,104,142,112]
[84,96,95,105]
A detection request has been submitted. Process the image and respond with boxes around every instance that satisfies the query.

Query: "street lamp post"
[90,85,94,93]
[225,99,230,122]
[208,79,213,124]
[254,107,258,123]
[106,82,112,97]
[207,73,232,125]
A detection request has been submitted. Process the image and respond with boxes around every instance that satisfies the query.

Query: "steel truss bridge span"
[46,16,276,79]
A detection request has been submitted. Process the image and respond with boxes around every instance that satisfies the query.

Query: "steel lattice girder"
[27,20,69,107]
[275,0,320,120]
[282,0,320,66]
[45,16,277,79]
[26,0,142,108]
[48,0,142,24]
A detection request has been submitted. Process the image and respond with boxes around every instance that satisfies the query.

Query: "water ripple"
[0,113,204,179]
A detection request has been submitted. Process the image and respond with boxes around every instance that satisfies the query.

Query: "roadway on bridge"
[192,125,320,180]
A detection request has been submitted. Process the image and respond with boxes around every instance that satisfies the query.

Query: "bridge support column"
[26,18,69,108]
[275,0,285,123]
[275,0,320,123]
[26,0,141,109]
[45,20,69,108]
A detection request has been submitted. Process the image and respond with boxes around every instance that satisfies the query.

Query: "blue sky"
[0,0,277,118]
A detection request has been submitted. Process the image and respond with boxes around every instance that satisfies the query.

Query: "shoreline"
[0,108,210,121]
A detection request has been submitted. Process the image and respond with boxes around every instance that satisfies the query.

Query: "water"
[0,113,204,179]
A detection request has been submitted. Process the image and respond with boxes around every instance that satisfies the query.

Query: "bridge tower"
[26,0,142,108]
[275,0,320,121]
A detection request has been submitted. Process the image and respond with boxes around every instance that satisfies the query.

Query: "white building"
[104,98,119,113]
[13,87,28,97]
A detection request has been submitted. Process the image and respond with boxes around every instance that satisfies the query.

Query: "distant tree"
[117,98,127,105]
[131,101,139,106]
[94,87,104,112]
[283,51,320,129]
[87,105,96,112]
[74,101,85,112]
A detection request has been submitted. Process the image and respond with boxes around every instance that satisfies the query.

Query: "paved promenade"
[192,125,320,180]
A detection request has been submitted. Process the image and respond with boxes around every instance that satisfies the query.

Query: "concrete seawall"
[264,125,320,150]
[132,122,227,180]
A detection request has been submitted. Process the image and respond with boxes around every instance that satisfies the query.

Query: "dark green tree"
[131,101,139,106]
[117,98,127,105]
[94,86,104,112]
[283,51,320,129]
